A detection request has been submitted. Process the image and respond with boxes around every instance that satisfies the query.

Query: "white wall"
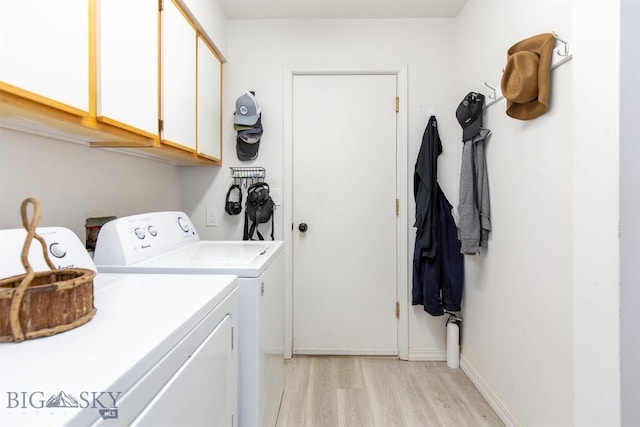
[620,0,640,423]
[0,128,182,240]
[180,17,462,356]
[573,0,622,425]
[453,0,629,425]
[453,1,574,425]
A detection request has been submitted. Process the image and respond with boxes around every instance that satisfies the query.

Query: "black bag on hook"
[243,182,274,240]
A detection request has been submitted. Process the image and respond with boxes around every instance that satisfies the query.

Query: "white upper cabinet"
[197,37,222,161]
[161,0,196,150]
[0,0,89,114]
[97,0,159,137]
[0,0,222,165]
[178,0,227,56]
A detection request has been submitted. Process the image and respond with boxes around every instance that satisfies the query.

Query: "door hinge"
[395,199,399,216]
[158,119,164,132]
[396,301,400,319]
[231,326,234,350]
[159,0,163,11]
[395,96,399,112]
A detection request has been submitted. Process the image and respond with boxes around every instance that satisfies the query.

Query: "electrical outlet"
[206,209,217,227]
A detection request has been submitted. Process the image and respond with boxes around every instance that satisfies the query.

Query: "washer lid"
[96,240,284,277]
[195,241,274,263]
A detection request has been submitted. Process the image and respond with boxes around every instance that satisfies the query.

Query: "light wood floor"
[275,356,504,427]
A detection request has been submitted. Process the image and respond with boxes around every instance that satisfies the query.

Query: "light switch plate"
[206,208,217,227]
[271,188,282,206]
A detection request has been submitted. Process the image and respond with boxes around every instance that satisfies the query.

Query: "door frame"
[282,65,409,360]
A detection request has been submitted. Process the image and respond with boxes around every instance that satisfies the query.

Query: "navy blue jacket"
[412,116,464,316]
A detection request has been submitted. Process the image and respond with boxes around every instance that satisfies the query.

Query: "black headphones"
[225,184,243,215]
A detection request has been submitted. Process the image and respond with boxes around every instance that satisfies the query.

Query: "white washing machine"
[0,227,238,426]
[93,212,284,427]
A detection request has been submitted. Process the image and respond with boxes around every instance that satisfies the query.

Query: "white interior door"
[292,74,398,355]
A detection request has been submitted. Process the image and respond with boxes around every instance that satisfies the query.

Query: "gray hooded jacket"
[458,128,491,254]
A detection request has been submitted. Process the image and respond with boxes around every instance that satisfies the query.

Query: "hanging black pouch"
[243,182,274,240]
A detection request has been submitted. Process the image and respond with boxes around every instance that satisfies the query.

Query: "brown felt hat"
[501,33,556,120]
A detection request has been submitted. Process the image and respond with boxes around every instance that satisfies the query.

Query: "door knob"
[298,223,308,232]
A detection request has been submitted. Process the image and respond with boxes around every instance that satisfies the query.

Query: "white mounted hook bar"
[484,83,503,109]
[230,166,266,188]
[484,81,497,100]
[550,31,573,69]
[552,31,570,57]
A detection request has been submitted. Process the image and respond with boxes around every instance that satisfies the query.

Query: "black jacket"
[412,116,464,316]
[413,115,441,259]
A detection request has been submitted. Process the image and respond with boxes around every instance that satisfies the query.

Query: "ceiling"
[217,0,468,19]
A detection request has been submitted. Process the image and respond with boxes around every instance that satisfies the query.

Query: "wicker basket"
[0,198,97,343]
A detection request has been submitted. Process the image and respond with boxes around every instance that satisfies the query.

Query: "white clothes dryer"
[0,227,238,426]
[93,212,284,427]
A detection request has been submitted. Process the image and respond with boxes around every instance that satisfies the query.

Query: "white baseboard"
[293,348,398,356]
[460,354,520,427]
[408,349,447,361]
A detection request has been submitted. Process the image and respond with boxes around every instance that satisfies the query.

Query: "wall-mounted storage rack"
[230,166,265,179]
[230,166,266,186]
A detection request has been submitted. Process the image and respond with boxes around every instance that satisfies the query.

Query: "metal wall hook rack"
[230,166,266,187]
[484,81,497,100]
[552,31,570,57]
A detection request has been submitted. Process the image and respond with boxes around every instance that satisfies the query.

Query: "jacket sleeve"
[477,132,491,248]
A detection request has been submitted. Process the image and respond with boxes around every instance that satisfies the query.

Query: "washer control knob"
[134,227,146,239]
[177,216,190,233]
[49,243,66,259]
[147,225,158,237]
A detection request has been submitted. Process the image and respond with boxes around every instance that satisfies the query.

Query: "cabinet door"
[0,0,89,114]
[131,315,235,427]
[97,0,159,137]
[161,0,196,150]
[197,37,222,161]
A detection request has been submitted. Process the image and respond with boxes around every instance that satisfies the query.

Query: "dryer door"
[131,315,235,426]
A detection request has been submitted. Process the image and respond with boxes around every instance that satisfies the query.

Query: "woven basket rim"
[0,268,96,290]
